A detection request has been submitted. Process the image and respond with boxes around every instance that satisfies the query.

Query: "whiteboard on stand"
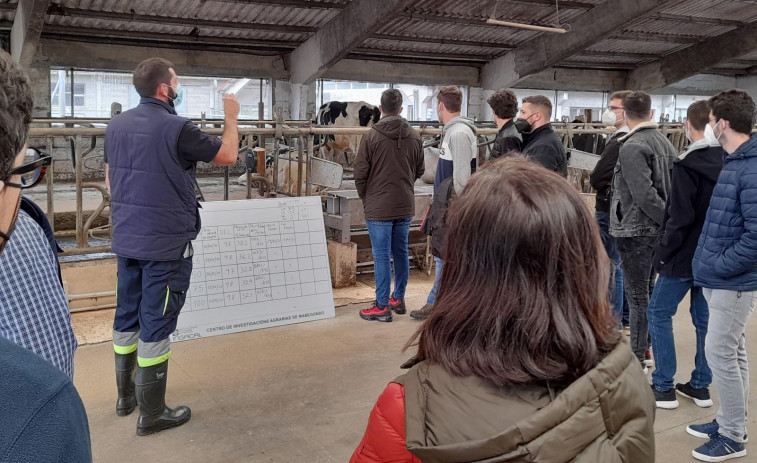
[171,197,335,342]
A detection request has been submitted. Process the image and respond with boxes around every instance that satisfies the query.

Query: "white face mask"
[705,123,721,146]
[601,108,617,126]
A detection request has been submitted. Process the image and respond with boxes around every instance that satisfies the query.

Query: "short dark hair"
[609,90,632,103]
[522,95,552,120]
[0,50,33,180]
[687,100,711,132]
[623,91,652,120]
[709,89,756,136]
[133,58,174,98]
[408,157,620,387]
[437,86,462,113]
[380,88,402,115]
[487,89,518,119]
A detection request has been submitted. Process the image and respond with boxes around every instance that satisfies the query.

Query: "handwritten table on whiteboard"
[171,196,335,342]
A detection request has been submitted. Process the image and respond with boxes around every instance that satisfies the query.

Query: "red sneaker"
[644,349,654,367]
[359,303,393,322]
[388,297,406,315]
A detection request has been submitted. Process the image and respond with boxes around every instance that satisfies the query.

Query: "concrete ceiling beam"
[480,0,682,91]
[626,20,757,90]
[287,0,412,84]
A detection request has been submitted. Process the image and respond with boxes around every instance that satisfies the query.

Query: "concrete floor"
[72,272,757,463]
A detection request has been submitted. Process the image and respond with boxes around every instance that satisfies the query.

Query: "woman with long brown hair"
[351,157,655,463]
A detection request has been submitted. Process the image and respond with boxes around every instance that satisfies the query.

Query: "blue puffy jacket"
[693,134,757,291]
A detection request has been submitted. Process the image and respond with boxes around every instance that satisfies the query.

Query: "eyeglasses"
[608,106,624,111]
[6,148,52,189]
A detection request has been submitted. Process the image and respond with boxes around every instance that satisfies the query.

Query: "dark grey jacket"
[610,122,677,238]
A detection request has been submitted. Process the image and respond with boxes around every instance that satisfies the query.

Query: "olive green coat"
[396,338,655,462]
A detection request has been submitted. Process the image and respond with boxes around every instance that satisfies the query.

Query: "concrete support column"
[11,0,48,68]
[467,87,494,122]
[289,82,316,121]
[28,61,51,117]
[273,79,293,120]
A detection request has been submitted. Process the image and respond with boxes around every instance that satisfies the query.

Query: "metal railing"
[27,119,687,256]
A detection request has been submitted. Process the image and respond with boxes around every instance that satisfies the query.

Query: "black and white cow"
[313,101,381,164]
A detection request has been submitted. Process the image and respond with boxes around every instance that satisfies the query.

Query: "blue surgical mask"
[168,84,183,107]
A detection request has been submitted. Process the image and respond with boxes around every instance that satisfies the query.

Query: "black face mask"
[0,180,22,255]
[514,118,532,134]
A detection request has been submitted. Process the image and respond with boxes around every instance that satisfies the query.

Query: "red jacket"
[350,383,420,463]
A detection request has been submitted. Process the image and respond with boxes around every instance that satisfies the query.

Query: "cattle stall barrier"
[27,122,686,257]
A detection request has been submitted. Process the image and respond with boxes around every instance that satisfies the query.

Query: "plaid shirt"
[0,210,77,379]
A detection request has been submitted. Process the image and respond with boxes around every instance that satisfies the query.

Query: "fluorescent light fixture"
[486,18,568,34]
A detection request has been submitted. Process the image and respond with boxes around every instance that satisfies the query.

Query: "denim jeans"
[704,289,756,443]
[366,218,413,307]
[596,212,629,328]
[647,275,711,391]
[426,257,443,305]
[616,236,656,361]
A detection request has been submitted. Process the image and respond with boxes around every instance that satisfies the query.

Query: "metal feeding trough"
[323,184,433,243]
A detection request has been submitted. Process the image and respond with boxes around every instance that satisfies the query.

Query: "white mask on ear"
[601,109,617,126]
[704,123,720,146]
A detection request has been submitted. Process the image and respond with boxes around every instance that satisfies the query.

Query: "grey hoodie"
[434,116,477,194]
[610,121,678,238]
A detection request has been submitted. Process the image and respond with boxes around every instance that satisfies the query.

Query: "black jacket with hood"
[590,129,628,213]
[654,140,725,278]
[354,115,424,221]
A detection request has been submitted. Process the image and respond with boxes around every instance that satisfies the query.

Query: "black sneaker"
[388,297,406,315]
[652,385,679,410]
[676,382,714,408]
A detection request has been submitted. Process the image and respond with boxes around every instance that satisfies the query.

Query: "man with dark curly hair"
[487,88,522,158]
[0,49,92,463]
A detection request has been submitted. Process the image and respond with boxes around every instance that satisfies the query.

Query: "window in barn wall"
[393,84,468,122]
[317,79,390,110]
[317,80,468,123]
[555,91,605,122]
[49,70,272,120]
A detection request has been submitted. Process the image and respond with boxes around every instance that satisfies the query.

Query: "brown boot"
[409,303,433,320]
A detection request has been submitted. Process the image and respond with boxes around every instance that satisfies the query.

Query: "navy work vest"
[106,98,199,261]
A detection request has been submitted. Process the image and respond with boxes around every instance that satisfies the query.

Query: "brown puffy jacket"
[354,115,424,221]
[351,338,655,463]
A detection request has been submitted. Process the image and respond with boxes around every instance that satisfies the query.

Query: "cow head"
[358,105,381,127]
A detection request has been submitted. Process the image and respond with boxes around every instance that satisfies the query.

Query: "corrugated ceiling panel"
[663,0,757,22]
[586,38,683,55]
[55,0,341,27]
[625,18,734,37]
[362,38,496,57]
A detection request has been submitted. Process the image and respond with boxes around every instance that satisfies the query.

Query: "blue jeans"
[426,257,443,305]
[596,212,629,327]
[366,218,412,307]
[648,274,711,391]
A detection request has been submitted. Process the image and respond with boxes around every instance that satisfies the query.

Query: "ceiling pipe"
[486,18,569,33]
